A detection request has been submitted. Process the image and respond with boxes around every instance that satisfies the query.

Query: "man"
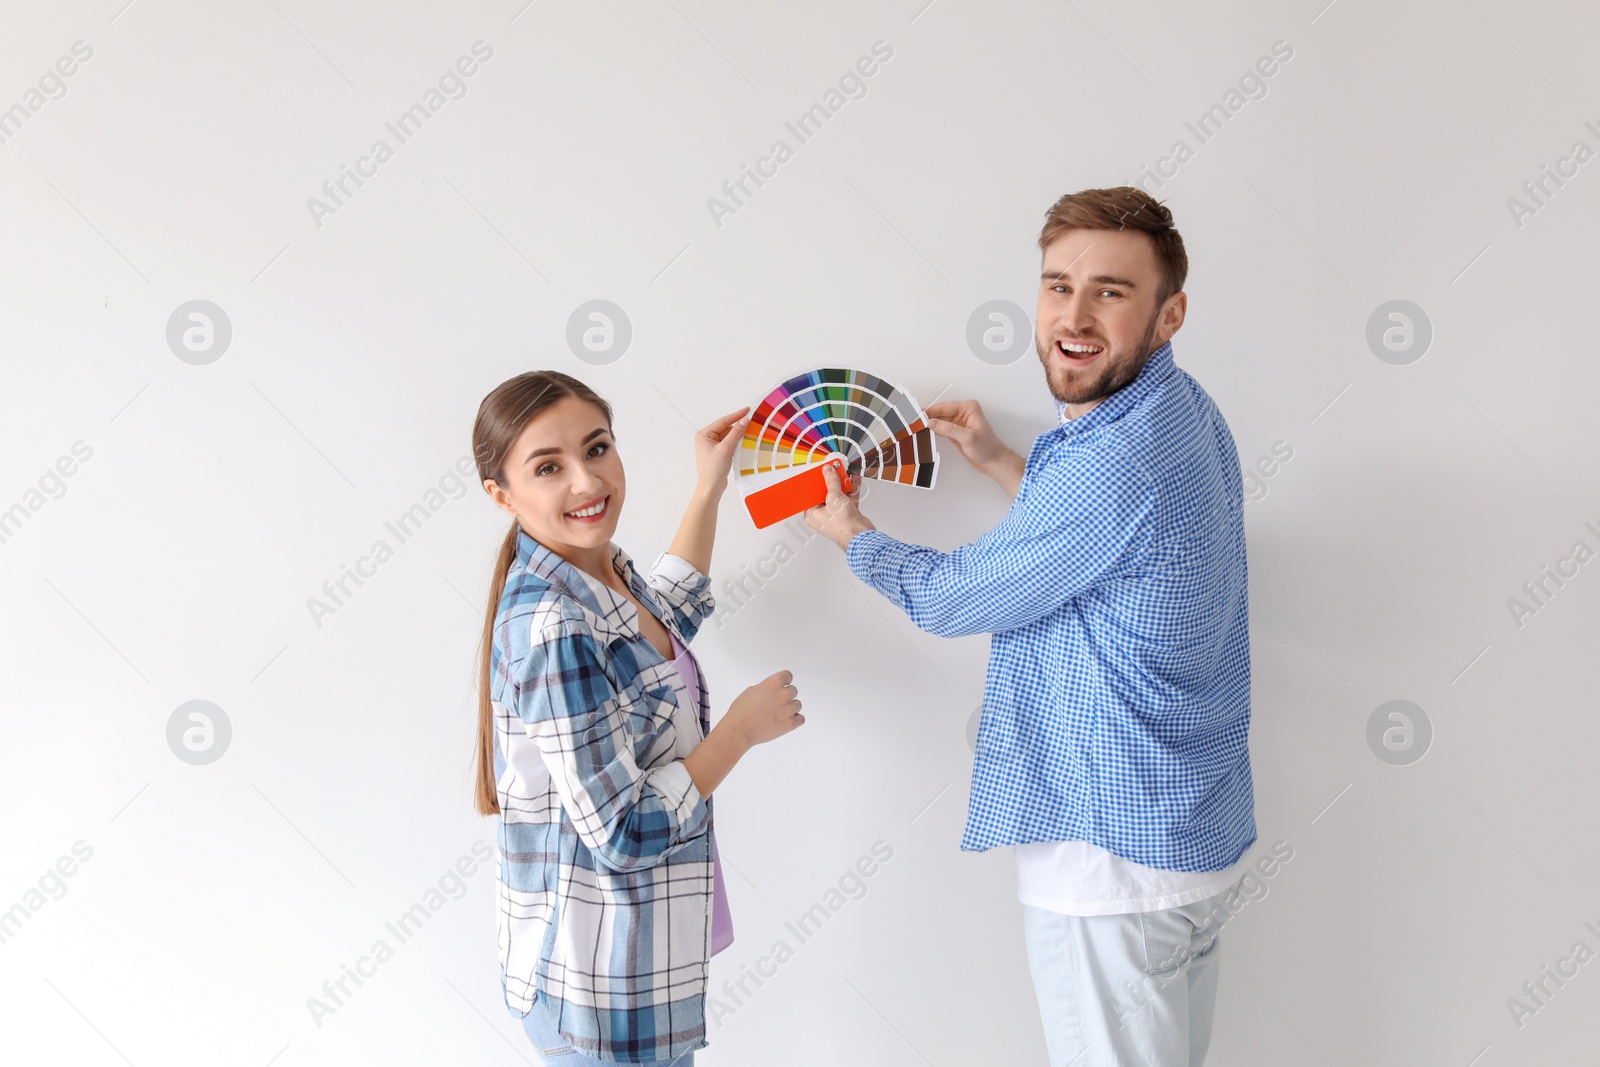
[806,186,1256,1066]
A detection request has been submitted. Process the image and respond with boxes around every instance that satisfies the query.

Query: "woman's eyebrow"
[524,428,610,464]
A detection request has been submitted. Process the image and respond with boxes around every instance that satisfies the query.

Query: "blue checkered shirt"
[847,341,1256,871]
[491,531,717,1063]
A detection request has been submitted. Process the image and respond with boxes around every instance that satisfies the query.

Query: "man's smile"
[1055,338,1105,366]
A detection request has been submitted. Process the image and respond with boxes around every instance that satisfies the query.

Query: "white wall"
[3,1,1597,1064]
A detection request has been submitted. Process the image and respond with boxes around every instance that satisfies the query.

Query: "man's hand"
[805,463,875,550]
[926,400,1025,497]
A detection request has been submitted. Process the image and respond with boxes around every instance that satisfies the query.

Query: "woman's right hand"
[726,670,804,747]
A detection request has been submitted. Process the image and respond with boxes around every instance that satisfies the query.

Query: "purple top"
[666,629,734,956]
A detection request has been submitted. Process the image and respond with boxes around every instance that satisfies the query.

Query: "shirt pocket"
[625,682,680,764]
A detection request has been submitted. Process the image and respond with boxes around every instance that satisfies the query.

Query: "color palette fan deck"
[736,368,940,527]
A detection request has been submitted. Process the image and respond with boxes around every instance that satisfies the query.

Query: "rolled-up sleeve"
[513,619,709,871]
[846,449,1157,637]
[645,552,716,643]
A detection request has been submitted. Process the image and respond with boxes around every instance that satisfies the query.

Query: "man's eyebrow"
[524,427,610,464]
[1042,270,1140,288]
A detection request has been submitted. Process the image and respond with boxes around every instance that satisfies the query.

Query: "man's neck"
[1062,397,1105,422]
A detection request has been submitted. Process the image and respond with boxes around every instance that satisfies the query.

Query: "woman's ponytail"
[469,371,614,817]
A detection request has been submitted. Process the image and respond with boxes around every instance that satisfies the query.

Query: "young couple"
[470,185,1257,1066]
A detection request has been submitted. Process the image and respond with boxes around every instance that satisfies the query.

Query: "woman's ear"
[484,479,518,518]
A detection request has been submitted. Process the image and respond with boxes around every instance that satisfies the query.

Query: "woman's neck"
[549,539,621,591]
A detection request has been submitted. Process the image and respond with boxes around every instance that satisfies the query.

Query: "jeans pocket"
[1139,908,1192,980]
[522,1000,577,1060]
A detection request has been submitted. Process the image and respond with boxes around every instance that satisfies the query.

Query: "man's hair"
[1038,186,1188,307]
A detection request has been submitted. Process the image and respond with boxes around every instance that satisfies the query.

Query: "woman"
[471,370,804,1065]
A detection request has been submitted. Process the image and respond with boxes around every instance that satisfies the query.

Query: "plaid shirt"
[491,530,717,1063]
[847,341,1257,872]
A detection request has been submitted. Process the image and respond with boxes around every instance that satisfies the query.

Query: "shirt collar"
[1054,340,1177,435]
[514,528,660,631]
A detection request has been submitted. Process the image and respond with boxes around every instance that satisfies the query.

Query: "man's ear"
[1159,290,1187,341]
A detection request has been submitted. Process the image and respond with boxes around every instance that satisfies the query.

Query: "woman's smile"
[564,495,611,523]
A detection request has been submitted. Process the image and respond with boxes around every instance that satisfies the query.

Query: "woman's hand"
[724,670,805,747]
[693,406,752,496]
[668,406,749,575]
[683,670,803,799]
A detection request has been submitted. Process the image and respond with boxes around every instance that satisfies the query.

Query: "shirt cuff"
[845,529,896,588]
[646,759,709,837]
[651,551,706,586]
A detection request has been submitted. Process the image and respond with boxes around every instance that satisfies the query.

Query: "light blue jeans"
[1022,880,1240,1067]
[520,997,696,1067]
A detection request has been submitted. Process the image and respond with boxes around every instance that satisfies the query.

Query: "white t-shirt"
[1014,839,1246,917]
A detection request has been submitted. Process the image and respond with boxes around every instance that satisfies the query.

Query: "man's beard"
[1036,306,1161,407]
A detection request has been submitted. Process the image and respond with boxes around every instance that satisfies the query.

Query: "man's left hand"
[805,463,875,550]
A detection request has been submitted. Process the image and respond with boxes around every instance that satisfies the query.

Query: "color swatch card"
[737,368,940,528]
